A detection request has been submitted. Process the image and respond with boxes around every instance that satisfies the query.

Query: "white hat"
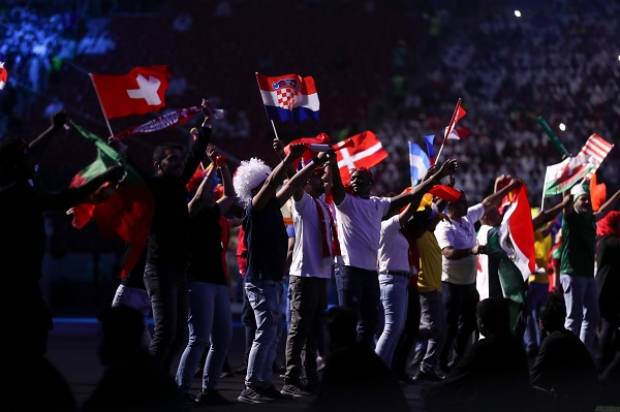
[570,183,589,199]
[232,158,271,206]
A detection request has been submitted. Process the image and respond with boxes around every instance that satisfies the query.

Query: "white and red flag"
[332,130,388,186]
[577,133,614,178]
[444,99,467,139]
[0,61,7,90]
[90,65,171,119]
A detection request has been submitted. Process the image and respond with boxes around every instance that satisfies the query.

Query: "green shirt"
[559,212,596,277]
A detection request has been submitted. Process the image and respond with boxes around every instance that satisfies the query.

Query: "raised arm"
[187,163,218,217]
[277,154,330,204]
[328,151,346,205]
[595,189,620,220]
[388,159,459,217]
[253,144,304,210]
[182,99,212,183]
[532,196,570,229]
[481,176,521,213]
[209,145,236,215]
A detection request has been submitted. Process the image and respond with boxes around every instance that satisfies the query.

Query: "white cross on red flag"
[90,65,170,119]
[332,130,388,186]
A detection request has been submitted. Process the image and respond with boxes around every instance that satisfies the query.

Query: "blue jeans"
[244,279,282,387]
[418,290,445,373]
[523,282,548,352]
[337,266,380,348]
[375,273,409,367]
[176,282,232,391]
[560,274,600,352]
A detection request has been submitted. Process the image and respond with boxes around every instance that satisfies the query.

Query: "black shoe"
[260,384,289,400]
[280,383,312,398]
[412,369,445,382]
[237,386,273,404]
[196,389,233,406]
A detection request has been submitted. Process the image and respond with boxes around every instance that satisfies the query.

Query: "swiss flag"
[332,131,388,186]
[90,65,171,119]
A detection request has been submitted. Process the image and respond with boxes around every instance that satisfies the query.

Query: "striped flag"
[577,133,614,178]
[408,141,430,186]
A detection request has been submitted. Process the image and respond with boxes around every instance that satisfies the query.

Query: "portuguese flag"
[69,121,153,279]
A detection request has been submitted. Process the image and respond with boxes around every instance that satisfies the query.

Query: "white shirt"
[378,215,410,273]
[335,193,391,271]
[289,192,333,279]
[434,203,485,285]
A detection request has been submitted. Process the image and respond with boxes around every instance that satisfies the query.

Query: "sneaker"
[260,384,289,400]
[280,383,312,398]
[412,369,445,382]
[196,389,234,406]
[237,386,273,404]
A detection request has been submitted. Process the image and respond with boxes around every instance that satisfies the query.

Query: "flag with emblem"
[543,155,596,197]
[68,121,154,279]
[255,72,319,123]
[90,65,171,119]
[332,130,388,186]
[577,133,614,178]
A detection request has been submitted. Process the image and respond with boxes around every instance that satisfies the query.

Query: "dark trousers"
[241,279,257,363]
[392,283,420,375]
[284,276,328,386]
[337,266,380,348]
[144,263,188,374]
[440,282,479,369]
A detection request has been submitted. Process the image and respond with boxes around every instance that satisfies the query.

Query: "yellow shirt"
[529,231,552,284]
[416,231,442,292]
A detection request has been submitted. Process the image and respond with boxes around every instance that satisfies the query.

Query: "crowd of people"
[3,102,619,411]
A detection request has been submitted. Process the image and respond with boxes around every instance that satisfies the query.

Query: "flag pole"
[255,72,281,141]
[435,98,461,163]
[270,119,280,140]
[536,116,570,158]
[89,73,114,138]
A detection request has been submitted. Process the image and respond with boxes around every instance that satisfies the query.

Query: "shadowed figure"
[531,292,599,412]
[311,307,409,412]
[424,298,537,412]
[82,306,187,412]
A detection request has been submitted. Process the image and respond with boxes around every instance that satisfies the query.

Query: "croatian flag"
[409,141,430,186]
[256,72,320,123]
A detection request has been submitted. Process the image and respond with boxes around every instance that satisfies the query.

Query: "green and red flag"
[542,155,595,197]
[69,121,154,279]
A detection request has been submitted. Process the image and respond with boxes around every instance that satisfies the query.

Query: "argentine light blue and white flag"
[409,141,430,186]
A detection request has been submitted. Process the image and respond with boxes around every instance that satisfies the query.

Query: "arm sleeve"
[182,127,211,183]
[467,203,485,223]
[434,222,454,250]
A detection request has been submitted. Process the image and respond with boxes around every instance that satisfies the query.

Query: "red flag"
[429,184,462,202]
[444,98,467,140]
[90,65,171,119]
[69,122,154,279]
[332,130,388,186]
[284,132,330,168]
[0,61,7,90]
[500,185,536,278]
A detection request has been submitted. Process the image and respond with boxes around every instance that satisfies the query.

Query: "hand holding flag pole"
[435,98,462,163]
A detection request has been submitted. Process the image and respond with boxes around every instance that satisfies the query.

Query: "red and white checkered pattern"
[578,133,614,178]
[275,87,298,110]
